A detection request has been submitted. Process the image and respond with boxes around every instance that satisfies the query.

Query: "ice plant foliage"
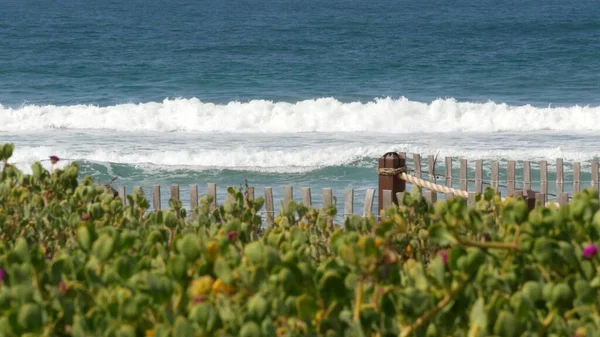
[0,143,600,337]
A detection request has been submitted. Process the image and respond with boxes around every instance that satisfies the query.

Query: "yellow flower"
[276,327,286,337]
[145,330,155,337]
[374,237,384,248]
[207,241,219,260]
[212,278,233,295]
[189,276,214,297]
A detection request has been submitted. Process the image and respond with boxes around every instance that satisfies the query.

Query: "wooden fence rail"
[377,152,600,215]
[115,183,378,220]
[111,152,600,220]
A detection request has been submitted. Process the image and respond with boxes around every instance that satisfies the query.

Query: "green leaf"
[492,311,517,337]
[465,248,486,276]
[296,295,318,322]
[533,238,558,264]
[13,237,30,262]
[590,276,600,288]
[428,224,457,245]
[265,247,282,271]
[173,316,195,337]
[290,227,307,245]
[168,255,187,281]
[449,247,466,270]
[71,315,90,337]
[551,283,574,310]
[558,241,577,266]
[0,288,11,311]
[362,236,378,257]
[214,258,231,285]
[31,162,43,179]
[261,317,276,337]
[244,241,265,265]
[76,225,92,252]
[165,211,178,228]
[189,302,218,331]
[469,297,487,332]
[1,143,14,160]
[574,279,594,304]
[430,255,446,287]
[521,281,542,305]
[17,304,43,333]
[91,234,115,261]
[247,294,268,321]
[239,322,262,337]
[116,325,136,337]
[179,234,200,262]
[318,270,346,301]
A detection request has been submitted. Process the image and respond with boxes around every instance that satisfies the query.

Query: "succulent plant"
[0,143,599,337]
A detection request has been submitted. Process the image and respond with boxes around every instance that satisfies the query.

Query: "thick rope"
[379,166,561,207]
[399,172,470,199]
[377,167,407,176]
[379,167,469,198]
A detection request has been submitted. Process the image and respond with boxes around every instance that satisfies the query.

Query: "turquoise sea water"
[1,0,600,213]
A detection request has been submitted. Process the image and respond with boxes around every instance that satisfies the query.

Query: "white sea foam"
[7,143,599,175]
[2,97,600,133]
[7,144,396,173]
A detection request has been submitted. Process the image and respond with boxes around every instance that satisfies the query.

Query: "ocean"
[2,0,600,214]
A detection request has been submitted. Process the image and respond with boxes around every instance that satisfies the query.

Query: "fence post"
[118,186,126,205]
[378,152,405,215]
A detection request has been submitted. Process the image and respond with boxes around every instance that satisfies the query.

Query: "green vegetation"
[0,143,599,337]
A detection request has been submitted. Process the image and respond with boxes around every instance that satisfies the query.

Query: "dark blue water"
[2,0,600,217]
[2,0,600,107]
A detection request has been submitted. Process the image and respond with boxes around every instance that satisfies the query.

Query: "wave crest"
[2,97,599,133]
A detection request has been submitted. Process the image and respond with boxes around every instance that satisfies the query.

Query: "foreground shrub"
[0,143,599,337]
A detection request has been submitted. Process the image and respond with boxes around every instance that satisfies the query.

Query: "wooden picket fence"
[377,152,600,212]
[115,184,377,224]
[112,152,600,221]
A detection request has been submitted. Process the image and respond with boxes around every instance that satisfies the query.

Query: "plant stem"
[512,225,521,245]
[353,278,364,322]
[538,311,555,337]
[457,237,519,251]
[399,279,467,337]
[468,324,480,337]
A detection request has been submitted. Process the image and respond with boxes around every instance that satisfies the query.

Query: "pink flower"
[227,231,237,241]
[0,268,5,280]
[59,281,68,294]
[81,213,90,221]
[193,296,205,304]
[583,244,598,259]
[49,156,60,164]
[438,250,449,265]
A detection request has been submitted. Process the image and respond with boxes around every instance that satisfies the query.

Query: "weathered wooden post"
[378,152,406,215]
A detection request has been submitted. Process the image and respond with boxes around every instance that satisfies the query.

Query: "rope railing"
[406,169,592,185]
[379,166,561,207]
